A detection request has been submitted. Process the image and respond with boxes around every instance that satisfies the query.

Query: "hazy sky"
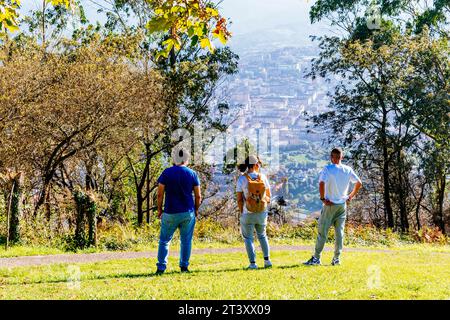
[220,0,330,50]
[20,0,330,49]
[221,0,321,35]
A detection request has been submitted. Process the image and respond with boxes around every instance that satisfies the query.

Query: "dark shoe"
[180,267,190,273]
[331,258,340,266]
[303,256,321,266]
[247,263,258,270]
[155,269,165,275]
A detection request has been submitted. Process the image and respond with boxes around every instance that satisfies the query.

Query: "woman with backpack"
[236,155,272,269]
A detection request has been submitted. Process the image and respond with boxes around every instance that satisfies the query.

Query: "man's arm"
[157,183,165,219]
[319,181,325,199]
[319,181,333,206]
[319,167,332,206]
[194,185,202,217]
[264,176,271,203]
[265,188,271,203]
[347,181,363,202]
[237,192,244,214]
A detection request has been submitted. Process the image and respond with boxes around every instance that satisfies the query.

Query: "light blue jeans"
[157,211,196,271]
[240,212,270,263]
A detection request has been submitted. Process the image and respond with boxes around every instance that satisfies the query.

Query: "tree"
[396,33,449,233]
[145,0,231,59]
[223,137,256,175]
[310,0,449,37]
[22,0,84,48]
[122,45,239,225]
[0,0,77,41]
[0,0,21,38]
[1,0,238,246]
[94,0,238,225]
[308,1,449,233]
[0,32,168,245]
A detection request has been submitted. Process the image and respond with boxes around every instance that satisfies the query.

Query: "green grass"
[1,245,449,300]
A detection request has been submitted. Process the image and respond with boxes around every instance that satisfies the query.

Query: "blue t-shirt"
[157,165,201,214]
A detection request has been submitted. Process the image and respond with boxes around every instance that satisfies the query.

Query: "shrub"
[413,226,448,245]
[1,211,448,253]
[195,218,240,243]
[100,235,132,251]
[96,222,159,250]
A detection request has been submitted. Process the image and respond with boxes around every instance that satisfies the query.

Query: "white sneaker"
[264,260,273,268]
[248,263,258,269]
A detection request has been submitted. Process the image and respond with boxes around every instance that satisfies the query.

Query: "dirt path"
[0,245,395,269]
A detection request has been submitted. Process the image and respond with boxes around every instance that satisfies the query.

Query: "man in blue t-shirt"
[155,149,202,275]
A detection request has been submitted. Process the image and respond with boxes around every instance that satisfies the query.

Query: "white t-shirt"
[236,172,271,213]
[318,164,361,204]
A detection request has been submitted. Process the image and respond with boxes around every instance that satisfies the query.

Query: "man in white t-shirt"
[304,148,362,266]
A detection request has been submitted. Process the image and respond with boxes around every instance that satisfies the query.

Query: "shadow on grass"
[6,263,317,286]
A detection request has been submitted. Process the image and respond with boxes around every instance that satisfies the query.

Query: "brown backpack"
[244,173,268,213]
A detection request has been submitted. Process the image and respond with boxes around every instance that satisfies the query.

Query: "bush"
[413,226,448,245]
[96,222,160,250]
[1,211,448,253]
[100,235,132,251]
[195,218,240,243]
[61,234,84,252]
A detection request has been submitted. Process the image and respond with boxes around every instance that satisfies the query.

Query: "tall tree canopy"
[308,0,449,233]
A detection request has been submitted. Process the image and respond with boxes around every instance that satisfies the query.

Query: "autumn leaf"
[145,0,230,60]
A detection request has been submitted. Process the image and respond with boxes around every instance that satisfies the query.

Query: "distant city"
[214,42,338,219]
[228,45,330,145]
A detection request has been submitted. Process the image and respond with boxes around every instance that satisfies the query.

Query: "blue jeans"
[157,211,196,271]
[240,212,270,263]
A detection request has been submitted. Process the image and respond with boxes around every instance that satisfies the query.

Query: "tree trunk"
[74,191,86,249]
[169,27,176,68]
[415,183,425,231]
[86,195,97,247]
[135,143,151,226]
[73,190,97,248]
[8,174,22,244]
[435,175,446,234]
[41,0,46,47]
[146,144,151,224]
[381,111,394,229]
[45,190,51,221]
[85,164,97,246]
[137,192,144,225]
[34,177,51,216]
[396,150,409,233]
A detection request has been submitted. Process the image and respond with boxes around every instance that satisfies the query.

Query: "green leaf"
[187,26,195,37]
[146,18,170,33]
[190,35,199,47]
